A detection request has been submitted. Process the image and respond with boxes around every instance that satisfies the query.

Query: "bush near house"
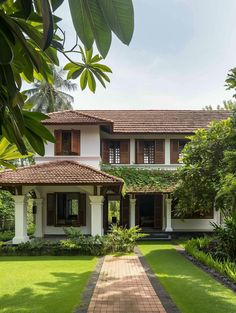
[0,226,145,256]
[182,213,236,283]
[185,216,236,283]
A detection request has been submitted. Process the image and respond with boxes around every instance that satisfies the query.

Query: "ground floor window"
[47,192,86,227]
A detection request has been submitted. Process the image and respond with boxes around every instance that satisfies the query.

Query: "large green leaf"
[50,0,64,11]
[41,0,54,50]
[99,0,134,45]
[0,30,13,64]
[83,0,111,58]
[68,0,94,50]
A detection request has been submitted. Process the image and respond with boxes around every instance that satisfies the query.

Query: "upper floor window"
[54,130,80,156]
[109,141,121,164]
[136,140,165,164]
[144,141,155,164]
[170,139,188,164]
[102,139,130,164]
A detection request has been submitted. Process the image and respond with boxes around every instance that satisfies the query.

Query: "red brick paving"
[87,255,167,313]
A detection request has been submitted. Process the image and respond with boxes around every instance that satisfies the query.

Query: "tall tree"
[25,66,77,113]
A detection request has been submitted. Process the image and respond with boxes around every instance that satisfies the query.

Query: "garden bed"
[184,237,236,291]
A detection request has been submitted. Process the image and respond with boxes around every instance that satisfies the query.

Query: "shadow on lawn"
[139,243,236,313]
[0,270,92,313]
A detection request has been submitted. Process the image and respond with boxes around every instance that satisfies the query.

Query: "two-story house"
[0,110,230,243]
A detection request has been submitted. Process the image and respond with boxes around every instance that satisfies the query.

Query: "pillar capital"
[129,198,136,205]
[12,195,26,204]
[89,195,104,205]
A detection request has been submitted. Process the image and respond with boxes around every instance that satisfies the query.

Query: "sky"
[56,0,236,110]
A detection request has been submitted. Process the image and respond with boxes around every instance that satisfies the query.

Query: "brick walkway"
[87,255,166,313]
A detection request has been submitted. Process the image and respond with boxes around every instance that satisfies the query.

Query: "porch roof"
[0,161,123,186]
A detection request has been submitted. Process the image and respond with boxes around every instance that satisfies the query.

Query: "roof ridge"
[77,111,114,123]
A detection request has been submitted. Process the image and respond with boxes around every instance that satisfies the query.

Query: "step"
[139,233,172,241]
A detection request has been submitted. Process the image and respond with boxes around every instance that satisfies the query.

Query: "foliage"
[174,118,233,216]
[64,46,112,93]
[0,136,33,169]
[0,0,134,156]
[102,165,178,193]
[105,225,147,253]
[225,68,236,99]
[211,214,236,261]
[0,190,14,230]
[25,65,77,113]
[185,237,236,283]
[0,230,14,241]
[203,100,236,111]
[139,242,236,313]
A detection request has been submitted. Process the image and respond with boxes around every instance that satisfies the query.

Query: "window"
[56,193,80,226]
[143,141,155,164]
[178,140,188,163]
[54,130,80,156]
[109,141,121,164]
[61,131,72,155]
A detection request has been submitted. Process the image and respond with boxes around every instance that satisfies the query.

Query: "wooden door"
[154,194,163,229]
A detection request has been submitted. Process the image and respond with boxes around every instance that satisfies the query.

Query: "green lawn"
[0,256,97,313]
[139,242,236,313]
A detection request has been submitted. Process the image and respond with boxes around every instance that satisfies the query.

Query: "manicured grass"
[139,242,236,313]
[0,256,97,313]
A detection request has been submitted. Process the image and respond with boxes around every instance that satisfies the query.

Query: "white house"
[0,109,230,243]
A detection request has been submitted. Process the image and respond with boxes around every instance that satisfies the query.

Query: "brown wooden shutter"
[135,196,140,226]
[47,193,56,225]
[120,140,130,164]
[54,130,62,155]
[101,140,110,163]
[121,195,130,227]
[136,140,144,164]
[103,196,108,231]
[154,194,163,229]
[155,139,165,164]
[79,193,86,226]
[170,139,179,164]
[71,130,80,155]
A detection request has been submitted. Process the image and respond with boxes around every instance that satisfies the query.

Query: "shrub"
[104,225,147,253]
[0,230,14,241]
[211,214,236,262]
[185,237,236,283]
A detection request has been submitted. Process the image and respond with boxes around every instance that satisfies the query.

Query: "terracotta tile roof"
[0,161,123,186]
[43,110,112,125]
[80,110,231,133]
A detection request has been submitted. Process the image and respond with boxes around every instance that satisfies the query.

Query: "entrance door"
[139,195,155,227]
[136,194,163,229]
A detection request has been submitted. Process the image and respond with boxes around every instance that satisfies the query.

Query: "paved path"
[87,255,166,313]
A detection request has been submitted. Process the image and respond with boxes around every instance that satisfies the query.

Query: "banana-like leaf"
[41,0,54,50]
[0,30,13,64]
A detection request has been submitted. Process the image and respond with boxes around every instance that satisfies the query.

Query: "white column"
[165,198,173,232]
[89,195,104,236]
[130,138,136,164]
[129,198,136,228]
[13,195,29,244]
[165,139,170,164]
[34,199,43,238]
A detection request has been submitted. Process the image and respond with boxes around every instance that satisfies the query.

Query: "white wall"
[35,125,101,169]
[171,208,220,231]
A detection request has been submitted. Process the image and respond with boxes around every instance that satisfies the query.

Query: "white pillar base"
[129,198,136,228]
[165,198,173,232]
[89,195,104,236]
[13,236,29,244]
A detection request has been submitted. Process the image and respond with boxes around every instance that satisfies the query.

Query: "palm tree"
[25,66,77,113]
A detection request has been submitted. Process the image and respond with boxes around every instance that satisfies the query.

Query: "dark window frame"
[55,192,80,226]
[109,140,121,164]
